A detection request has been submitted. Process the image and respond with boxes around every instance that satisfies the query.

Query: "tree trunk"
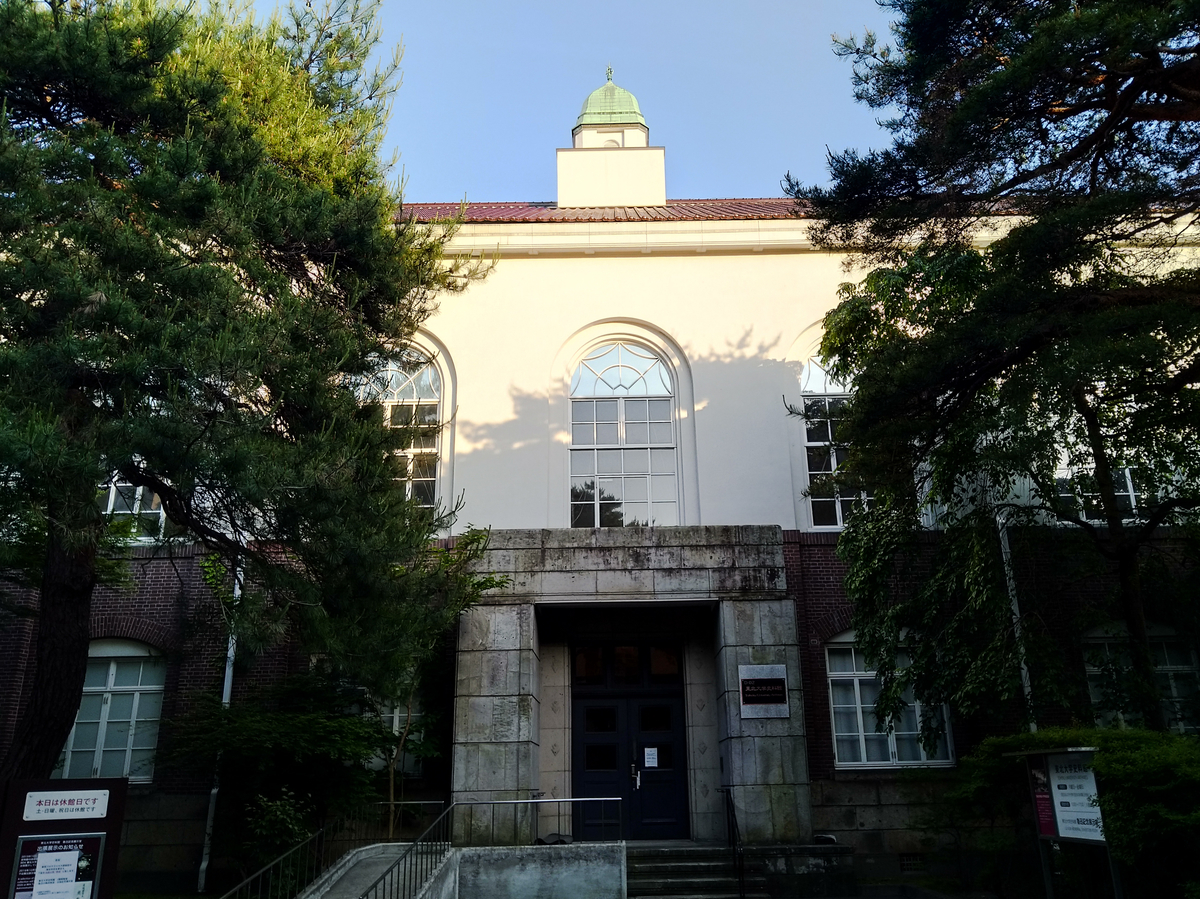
[1115,550,1168,731]
[0,530,98,780]
[1072,382,1167,731]
[386,686,416,840]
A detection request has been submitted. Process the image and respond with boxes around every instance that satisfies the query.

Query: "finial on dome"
[606,66,613,82]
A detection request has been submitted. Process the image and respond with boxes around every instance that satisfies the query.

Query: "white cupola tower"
[557,69,666,207]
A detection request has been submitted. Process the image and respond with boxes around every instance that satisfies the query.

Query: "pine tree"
[0,0,480,780]
[788,0,1200,734]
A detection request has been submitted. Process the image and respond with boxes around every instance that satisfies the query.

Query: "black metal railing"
[719,788,746,899]
[358,797,623,899]
[216,802,443,899]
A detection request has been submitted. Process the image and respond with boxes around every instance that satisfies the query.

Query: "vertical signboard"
[0,781,126,899]
[1025,750,1104,843]
[1047,752,1104,842]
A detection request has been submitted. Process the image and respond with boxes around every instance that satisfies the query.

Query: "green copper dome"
[575,68,646,128]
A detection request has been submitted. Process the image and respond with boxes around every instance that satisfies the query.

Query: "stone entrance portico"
[452,526,810,844]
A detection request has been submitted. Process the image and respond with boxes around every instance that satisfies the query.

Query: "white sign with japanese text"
[1048,753,1104,842]
[23,791,110,821]
[31,851,80,899]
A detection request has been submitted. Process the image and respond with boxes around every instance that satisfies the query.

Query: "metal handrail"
[358,797,624,899]
[719,788,746,899]
[216,802,443,899]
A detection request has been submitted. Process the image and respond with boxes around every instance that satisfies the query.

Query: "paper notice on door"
[644,747,658,768]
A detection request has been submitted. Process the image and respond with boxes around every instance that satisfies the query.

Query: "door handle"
[630,763,641,790]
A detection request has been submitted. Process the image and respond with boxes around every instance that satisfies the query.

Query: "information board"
[0,780,125,899]
[9,835,103,899]
[1047,752,1104,842]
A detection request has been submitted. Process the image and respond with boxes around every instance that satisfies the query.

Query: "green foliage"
[787,0,1200,736]
[165,671,391,871]
[242,789,313,871]
[790,0,1200,260]
[0,0,486,779]
[924,728,1200,898]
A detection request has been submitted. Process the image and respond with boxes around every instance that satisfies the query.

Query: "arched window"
[359,351,442,507]
[55,640,166,782]
[798,358,859,528]
[569,342,678,527]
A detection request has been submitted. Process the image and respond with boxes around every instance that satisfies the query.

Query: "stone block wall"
[452,602,540,842]
[456,526,810,845]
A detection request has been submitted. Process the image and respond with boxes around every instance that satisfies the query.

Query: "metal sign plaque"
[737,664,789,718]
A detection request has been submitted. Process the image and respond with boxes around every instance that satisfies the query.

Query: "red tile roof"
[401,198,803,223]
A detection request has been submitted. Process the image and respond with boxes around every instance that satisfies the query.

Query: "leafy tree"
[920,728,1200,899]
[0,0,480,781]
[787,0,1200,733]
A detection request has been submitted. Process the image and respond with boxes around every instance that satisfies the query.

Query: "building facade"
[8,72,1194,892]
[398,74,948,864]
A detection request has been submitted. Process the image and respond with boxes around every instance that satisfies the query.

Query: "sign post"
[1019,749,1122,899]
[0,781,127,899]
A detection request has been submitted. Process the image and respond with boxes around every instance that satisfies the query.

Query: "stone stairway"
[625,844,769,899]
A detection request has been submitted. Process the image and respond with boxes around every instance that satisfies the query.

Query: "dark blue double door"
[573,695,689,840]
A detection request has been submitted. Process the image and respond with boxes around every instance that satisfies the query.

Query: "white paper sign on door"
[644,747,658,768]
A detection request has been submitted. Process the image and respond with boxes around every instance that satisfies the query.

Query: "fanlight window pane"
[570,343,674,397]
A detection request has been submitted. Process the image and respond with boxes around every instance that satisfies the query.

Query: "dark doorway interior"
[540,605,715,842]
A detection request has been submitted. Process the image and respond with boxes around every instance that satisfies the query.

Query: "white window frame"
[1084,626,1199,734]
[548,321,700,528]
[97,477,169,541]
[1054,466,1144,522]
[55,640,166,782]
[800,392,867,529]
[358,341,451,510]
[567,339,682,528]
[826,632,954,769]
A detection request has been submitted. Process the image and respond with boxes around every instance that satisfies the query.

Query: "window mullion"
[853,675,868,766]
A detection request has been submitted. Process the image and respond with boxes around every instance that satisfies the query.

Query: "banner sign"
[1047,752,1104,842]
[22,795,108,824]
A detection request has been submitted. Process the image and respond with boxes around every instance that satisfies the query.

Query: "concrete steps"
[626,845,769,899]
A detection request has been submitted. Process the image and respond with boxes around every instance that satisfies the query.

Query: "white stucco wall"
[424,219,853,532]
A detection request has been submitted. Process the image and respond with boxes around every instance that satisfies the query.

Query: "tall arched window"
[569,342,678,527]
[359,351,442,507]
[55,640,166,782]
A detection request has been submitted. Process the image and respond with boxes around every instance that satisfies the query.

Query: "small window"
[798,361,871,529]
[826,642,953,768]
[1055,467,1145,521]
[97,478,169,540]
[55,641,166,782]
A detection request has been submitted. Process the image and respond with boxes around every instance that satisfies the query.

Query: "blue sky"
[353,1,899,202]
